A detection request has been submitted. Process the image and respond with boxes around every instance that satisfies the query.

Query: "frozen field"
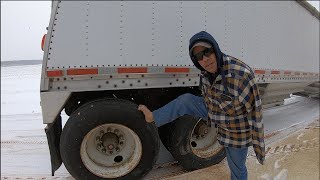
[1,64,319,179]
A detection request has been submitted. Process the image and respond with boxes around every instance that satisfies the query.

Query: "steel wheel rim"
[80,123,142,178]
[190,119,224,158]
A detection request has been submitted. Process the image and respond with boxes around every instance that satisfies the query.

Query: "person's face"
[192,46,217,73]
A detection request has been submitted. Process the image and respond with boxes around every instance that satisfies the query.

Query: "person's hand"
[138,105,154,123]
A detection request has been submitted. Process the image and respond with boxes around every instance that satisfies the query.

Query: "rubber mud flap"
[45,115,63,176]
[158,115,226,171]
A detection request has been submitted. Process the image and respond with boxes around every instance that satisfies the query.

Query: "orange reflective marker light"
[41,34,46,51]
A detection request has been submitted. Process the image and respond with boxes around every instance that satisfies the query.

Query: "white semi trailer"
[40,1,319,179]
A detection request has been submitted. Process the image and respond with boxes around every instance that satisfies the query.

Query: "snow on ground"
[1,64,70,177]
[1,64,319,179]
[1,64,42,116]
[273,169,288,180]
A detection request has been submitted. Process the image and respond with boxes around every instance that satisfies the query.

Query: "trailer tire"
[60,98,160,180]
[159,115,225,171]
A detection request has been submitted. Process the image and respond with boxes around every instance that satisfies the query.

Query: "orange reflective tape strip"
[67,68,98,75]
[254,70,266,74]
[165,68,190,73]
[271,71,280,74]
[284,71,291,75]
[47,70,63,77]
[117,67,148,73]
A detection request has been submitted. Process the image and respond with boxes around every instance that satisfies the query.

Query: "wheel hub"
[81,123,143,178]
[190,119,223,158]
[102,132,118,149]
[194,120,209,138]
[95,129,125,155]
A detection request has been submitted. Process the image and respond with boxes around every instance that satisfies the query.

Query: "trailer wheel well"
[63,87,201,115]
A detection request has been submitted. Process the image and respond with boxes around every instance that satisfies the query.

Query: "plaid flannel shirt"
[200,55,265,164]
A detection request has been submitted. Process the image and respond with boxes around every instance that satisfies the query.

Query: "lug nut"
[119,135,124,140]
[107,128,112,132]
[119,141,124,145]
[116,147,120,152]
[109,151,113,154]
[102,148,106,153]
[114,129,119,134]
[96,136,100,141]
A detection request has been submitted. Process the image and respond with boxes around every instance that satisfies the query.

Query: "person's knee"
[177,93,196,103]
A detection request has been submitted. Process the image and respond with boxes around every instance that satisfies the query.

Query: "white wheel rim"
[80,123,142,178]
[190,119,224,158]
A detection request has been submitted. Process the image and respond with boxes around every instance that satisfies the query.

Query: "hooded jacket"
[189,31,265,165]
[189,31,224,72]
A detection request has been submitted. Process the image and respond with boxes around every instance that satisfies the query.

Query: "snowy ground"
[1,64,319,179]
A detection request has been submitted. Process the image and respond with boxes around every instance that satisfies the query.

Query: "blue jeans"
[153,93,248,180]
[226,147,248,180]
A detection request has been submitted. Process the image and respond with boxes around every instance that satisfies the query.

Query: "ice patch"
[274,160,281,169]
[260,173,272,180]
[297,133,304,140]
[286,144,292,149]
[311,138,318,141]
[274,169,288,180]
[274,154,288,170]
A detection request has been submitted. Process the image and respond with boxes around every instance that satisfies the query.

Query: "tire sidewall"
[60,98,159,180]
[169,115,226,171]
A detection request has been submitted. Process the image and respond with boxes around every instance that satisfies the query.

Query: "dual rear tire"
[60,98,225,179]
[159,115,226,171]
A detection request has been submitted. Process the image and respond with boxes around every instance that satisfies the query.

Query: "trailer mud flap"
[45,115,62,176]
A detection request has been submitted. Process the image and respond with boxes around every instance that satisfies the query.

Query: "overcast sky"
[1,1,51,61]
[1,1,319,61]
